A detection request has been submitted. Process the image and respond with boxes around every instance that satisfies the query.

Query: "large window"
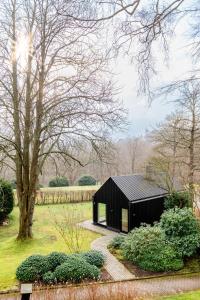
[121,208,128,232]
[98,203,107,226]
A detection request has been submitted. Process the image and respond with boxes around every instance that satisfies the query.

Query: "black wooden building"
[93,174,178,233]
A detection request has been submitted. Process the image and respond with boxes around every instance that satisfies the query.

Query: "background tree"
[0,0,125,239]
[150,81,200,206]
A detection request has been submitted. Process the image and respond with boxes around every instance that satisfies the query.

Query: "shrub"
[108,235,125,249]
[160,207,200,257]
[164,191,191,209]
[46,252,69,270]
[10,179,17,189]
[54,256,100,283]
[48,176,69,187]
[0,179,14,224]
[122,225,183,272]
[42,271,55,284]
[16,255,51,282]
[78,176,96,186]
[81,250,105,268]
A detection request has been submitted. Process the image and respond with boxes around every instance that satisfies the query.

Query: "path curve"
[80,220,135,281]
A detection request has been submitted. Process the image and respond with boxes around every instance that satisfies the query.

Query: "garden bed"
[110,248,200,279]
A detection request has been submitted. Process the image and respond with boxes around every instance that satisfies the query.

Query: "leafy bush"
[164,191,191,209]
[78,176,96,186]
[42,271,55,284]
[122,225,183,272]
[10,179,17,189]
[160,207,200,257]
[16,255,51,282]
[108,235,125,249]
[48,176,69,187]
[46,252,69,270]
[0,179,14,223]
[54,256,100,283]
[81,250,105,268]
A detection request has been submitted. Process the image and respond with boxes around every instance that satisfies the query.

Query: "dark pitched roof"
[111,174,180,202]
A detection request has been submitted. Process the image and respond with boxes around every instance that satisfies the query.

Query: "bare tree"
[0,0,125,239]
[150,81,200,206]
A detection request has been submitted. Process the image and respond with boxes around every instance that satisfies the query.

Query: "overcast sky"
[114,18,193,138]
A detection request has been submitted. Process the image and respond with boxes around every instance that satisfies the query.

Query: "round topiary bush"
[0,179,14,224]
[81,250,105,268]
[164,191,191,209]
[48,176,69,187]
[122,225,183,272]
[108,235,125,249]
[160,207,200,257]
[54,256,100,283]
[46,252,69,270]
[16,255,51,282]
[78,176,96,186]
[42,271,55,284]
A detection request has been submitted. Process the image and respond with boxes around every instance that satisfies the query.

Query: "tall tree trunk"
[188,111,195,208]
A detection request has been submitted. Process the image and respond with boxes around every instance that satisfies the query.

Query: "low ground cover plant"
[16,250,105,284]
[108,235,125,250]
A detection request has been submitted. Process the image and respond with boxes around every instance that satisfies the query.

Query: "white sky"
[114,18,193,138]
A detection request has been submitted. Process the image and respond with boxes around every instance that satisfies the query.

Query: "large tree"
[0,0,124,239]
[150,81,200,205]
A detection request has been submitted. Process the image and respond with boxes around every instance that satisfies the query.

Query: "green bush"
[46,252,69,270]
[164,191,191,209]
[160,207,200,257]
[54,256,100,283]
[122,225,183,272]
[10,179,17,189]
[108,235,125,249]
[16,255,51,282]
[0,179,14,223]
[78,176,96,186]
[42,271,55,284]
[48,176,69,187]
[81,250,105,268]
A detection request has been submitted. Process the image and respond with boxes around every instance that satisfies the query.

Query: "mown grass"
[158,290,200,299]
[0,202,100,291]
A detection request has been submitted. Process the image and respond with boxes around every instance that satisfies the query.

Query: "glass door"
[121,208,128,232]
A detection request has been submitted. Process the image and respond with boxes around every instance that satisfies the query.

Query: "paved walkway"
[79,220,135,281]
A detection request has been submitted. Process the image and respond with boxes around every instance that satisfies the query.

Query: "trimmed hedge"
[16,250,104,284]
[81,250,105,268]
[46,252,69,270]
[49,177,69,187]
[54,256,100,283]
[16,255,51,282]
[42,271,55,284]
[0,179,14,224]
[78,176,96,186]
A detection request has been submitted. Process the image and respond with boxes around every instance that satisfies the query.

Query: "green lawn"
[0,202,100,291]
[159,290,200,299]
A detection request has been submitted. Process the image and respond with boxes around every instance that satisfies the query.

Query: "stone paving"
[79,220,135,281]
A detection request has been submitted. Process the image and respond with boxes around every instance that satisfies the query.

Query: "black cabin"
[93,174,175,233]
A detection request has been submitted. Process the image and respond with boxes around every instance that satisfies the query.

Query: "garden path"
[79,220,135,280]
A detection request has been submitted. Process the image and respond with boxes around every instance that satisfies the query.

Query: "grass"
[158,290,200,299]
[0,202,100,291]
